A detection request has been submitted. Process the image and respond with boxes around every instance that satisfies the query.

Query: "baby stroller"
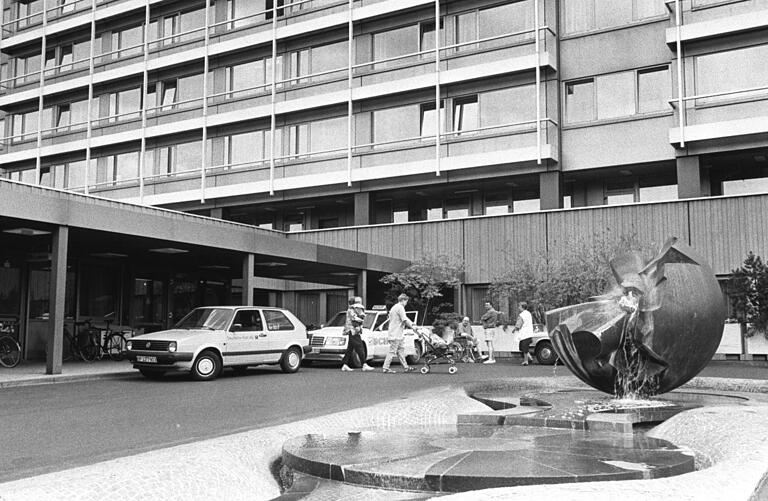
[415,328,458,374]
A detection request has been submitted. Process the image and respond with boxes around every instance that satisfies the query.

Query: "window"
[150,140,202,175]
[227,57,272,95]
[605,182,636,205]
[263,310,295,331]
[445,198,470,219]
[175,141,202,172]
[596,72,635,120]
[565,79,595,123]
[480,85,536,127]
[287,123,309,156]
[227,130,269,166]
[639,184,677,202]
[15,53,40,85]
[453,96,478,132]
[161,80,177,109]
[373,25,418,63]
[108,87,142,120]
[453,1,534,51]
[722,177,768,196]
[513,198,539,212]
[227,0,269,28]
[420,102,446,137]
[638,66,670,113]
[232,310,264,331]
[564,0,665,34]
[177,73,204,106]
[373,105,420,144]
[310,116,347,153]
[696,45,768,104]
[485,193,510,215]
[565,67,670,123]
[56,104,70,128]
[310,41,347,75]
[112,24,143,57]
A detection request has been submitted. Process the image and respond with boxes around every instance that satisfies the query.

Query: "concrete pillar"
[242,254,255,306]
[586,182,604,206]
[354,192,370,226]
[539,171,563,210]
[210,207,223,219]
[356,270,367,306]
[46,226,68,375]
[676,156,704,199]
[319,293,327,323]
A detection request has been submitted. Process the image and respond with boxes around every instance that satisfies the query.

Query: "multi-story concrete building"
[1,0,767,361]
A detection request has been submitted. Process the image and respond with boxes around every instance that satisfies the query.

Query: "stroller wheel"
[420,366,430,374]
[448,365,457,374]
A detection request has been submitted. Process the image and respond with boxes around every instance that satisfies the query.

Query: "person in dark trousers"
[480,301,499,363]
[341,296,374,372]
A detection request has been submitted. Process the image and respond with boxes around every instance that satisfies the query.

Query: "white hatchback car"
[126,306,309,380]
[304,307,424,366]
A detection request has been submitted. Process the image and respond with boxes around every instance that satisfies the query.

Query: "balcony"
[665,0,768,44]
[669,84,768,145]
[0,24,555,165]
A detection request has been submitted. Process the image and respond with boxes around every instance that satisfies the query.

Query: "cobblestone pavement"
[0,375,767,501]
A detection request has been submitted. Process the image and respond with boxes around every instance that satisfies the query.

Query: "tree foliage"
[489,231,653,322]
[380,254,465,323]
[729,251,768,338]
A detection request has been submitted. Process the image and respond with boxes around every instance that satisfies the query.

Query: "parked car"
[304,306,425,366]
[527,324,558,365]
[126,306,309,380]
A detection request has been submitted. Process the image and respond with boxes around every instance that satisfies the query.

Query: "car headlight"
[327,337,346,346]
[168,342,177,352]
[126,341,132,351]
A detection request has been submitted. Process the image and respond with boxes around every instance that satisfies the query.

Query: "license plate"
[137,355,157,363]
[311,348,320,354]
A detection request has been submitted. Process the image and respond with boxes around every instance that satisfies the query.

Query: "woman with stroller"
[341,296,374,372]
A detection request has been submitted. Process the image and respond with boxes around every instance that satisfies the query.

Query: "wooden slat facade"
[290,193,768,282]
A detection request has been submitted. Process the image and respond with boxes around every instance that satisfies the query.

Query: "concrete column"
[356,270,367,306]
[676,155,702,199]
[242,253,255,306]
[539,171,563,210]
[319,293,327,324]
[46,226,68,375]
[586,182,604,206]
[210,207,223,219]
[354,192,370,226]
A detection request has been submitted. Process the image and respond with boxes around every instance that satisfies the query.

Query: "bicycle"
[63,320,100,362]
[95,316,127,361]
[0,335,21,368]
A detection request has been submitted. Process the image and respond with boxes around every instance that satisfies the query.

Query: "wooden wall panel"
[546,203,689,266]
[689,195,768,275]
[463,214,547,283]
[289,195,768,282]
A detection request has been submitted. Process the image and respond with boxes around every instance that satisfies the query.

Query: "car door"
[371,313,390,359]
[261,309,298,363]
[225,308,266,366]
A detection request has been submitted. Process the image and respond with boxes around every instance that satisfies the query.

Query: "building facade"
[1,0,767,348]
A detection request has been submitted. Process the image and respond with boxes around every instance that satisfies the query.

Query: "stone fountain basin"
[282,424,694,492]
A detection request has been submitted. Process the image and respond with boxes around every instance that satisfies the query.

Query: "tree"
[380,254,465,324]
[490,231,653,319]
[730,251,768,338]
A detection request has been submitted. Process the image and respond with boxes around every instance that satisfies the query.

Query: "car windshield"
[325,311,377,329]
[174,308,233,330]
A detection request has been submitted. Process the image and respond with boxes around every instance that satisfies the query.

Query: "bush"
[730,251,768,338]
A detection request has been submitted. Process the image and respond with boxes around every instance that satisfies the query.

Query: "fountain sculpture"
[546,236,726,397]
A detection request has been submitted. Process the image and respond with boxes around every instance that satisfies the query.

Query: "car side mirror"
[231,323,242,332]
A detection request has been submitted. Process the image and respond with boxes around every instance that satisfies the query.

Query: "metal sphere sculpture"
[545,237,726,398]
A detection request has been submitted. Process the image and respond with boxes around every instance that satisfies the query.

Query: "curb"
[0,371,136,389]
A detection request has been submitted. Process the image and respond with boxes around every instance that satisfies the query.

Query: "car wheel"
[405,342,422,365]
[280,346,302,373]
[535,341,558,365]
[139,368,165,380]
[191,350,222,381]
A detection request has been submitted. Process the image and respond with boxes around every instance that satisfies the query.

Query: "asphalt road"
[1,360,766,483]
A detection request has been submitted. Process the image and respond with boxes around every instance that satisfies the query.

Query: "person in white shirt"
[382,293,417,374]
[510,301,534,365]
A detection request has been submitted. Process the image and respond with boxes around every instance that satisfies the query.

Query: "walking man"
[480,301,499,364]
[382,293,417,373]
[341,297,374,372]
[510,301,534,365]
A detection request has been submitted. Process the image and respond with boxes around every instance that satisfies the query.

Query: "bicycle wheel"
[105,333,127,361]
[78,330,99,362]
[0,336,21,368]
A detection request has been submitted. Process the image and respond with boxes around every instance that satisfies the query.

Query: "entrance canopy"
[0,180,408,286]
[0,180,409,374]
